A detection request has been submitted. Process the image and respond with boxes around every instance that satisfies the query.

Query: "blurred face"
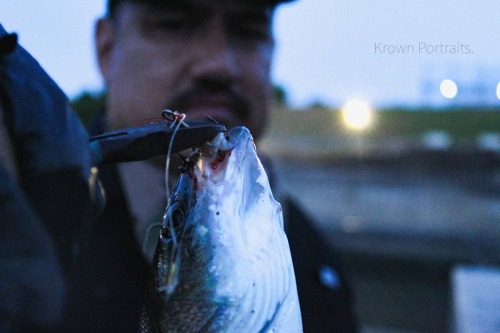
[96,1,275,140]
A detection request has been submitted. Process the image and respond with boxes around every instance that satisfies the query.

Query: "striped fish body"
[141,126,302,332]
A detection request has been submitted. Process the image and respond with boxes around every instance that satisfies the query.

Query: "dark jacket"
[0,24,91,332]
[284,197,358,332]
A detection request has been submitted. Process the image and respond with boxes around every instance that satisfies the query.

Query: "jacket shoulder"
[283,196,359,333]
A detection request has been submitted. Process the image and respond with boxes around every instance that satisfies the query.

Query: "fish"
[140,126,302,332]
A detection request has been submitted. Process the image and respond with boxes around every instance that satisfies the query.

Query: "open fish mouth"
[190,126,254,186]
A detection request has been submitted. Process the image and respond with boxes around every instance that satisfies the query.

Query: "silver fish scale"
[140,127,302,333]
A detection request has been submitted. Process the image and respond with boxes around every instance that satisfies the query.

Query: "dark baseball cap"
[107,0,297,15]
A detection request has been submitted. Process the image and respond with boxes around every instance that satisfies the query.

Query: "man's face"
[97,1,275,140]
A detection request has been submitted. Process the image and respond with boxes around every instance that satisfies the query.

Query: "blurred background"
[2,0,499,332]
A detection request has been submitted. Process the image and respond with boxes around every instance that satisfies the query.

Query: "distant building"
[419,65,500,107]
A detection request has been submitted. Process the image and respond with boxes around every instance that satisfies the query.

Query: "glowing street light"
[341,99,374,131]
[440,79,458,99]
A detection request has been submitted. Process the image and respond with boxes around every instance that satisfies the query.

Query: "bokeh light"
[440,79,458,99]
[341,99,374,131]
[496,82,500,100]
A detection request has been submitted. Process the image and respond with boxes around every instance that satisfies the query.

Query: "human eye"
[237,23,271,41]
[141,10,198,37]
[149,16,192,33]
[230,13,272,43]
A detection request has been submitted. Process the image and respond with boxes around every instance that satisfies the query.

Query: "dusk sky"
[2,0,500,108]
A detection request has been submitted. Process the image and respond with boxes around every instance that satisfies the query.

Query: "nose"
[190,19,240,83]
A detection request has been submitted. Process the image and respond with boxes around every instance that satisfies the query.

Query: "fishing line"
[163,110,188,200]
[163,110,187,259]
[161,110,189,295]
[142,110,188,256]
[155,202,182,295]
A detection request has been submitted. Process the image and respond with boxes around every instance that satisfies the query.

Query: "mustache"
[168,81,252,122]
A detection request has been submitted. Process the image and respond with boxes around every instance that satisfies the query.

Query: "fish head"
[193,126,266,201]
[192,126,282,245]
